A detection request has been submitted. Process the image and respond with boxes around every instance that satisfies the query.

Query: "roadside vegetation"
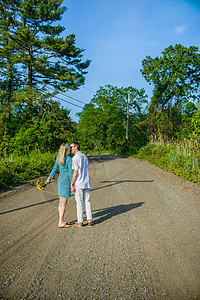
[0,151,57,190]
[0,2,199,189]
[135,138,200,184]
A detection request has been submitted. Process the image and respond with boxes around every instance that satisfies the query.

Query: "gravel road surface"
[0,154,200,299]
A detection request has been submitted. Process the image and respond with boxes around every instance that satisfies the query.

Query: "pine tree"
[0,0,21,138]
[0,0,90,153]
[0,0,90,107]
[13,0,90,91]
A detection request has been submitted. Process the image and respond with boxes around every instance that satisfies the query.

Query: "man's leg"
[84,189,93,221]
[75,188,84,223]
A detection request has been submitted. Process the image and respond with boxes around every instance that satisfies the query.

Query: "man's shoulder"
[73,151,87,160]
[76,151,85,157]
[72,151,81,161]
[80,151,88,161]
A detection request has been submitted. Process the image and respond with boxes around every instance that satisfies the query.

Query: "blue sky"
[56,0,200,121]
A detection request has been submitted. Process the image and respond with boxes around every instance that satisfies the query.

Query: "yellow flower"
[36,181,46,190]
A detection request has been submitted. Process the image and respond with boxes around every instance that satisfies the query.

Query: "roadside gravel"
[0,154,199,299]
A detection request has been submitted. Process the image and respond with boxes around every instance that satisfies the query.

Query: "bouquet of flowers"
[36,180,46,190]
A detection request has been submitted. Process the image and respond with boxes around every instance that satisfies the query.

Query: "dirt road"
[0,154,200,299]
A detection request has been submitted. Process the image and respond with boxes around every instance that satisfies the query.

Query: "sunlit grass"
[1,140,199,190]
[85,150,112,155]
[0,151,57,189]
[133,138,200,184]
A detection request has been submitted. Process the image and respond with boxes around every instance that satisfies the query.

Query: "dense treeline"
[73,44,199,183]
[74,85,148,153]
[0,1,200,188]
[74,44,200,152]
[0,0,89,156]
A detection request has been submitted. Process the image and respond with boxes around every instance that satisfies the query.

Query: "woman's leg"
[58,196,69,227]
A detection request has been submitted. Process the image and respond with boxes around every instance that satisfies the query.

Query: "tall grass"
[134,138,200,184]
[0,151,57,190]
[0,149,112,190]
[1,139,199,190]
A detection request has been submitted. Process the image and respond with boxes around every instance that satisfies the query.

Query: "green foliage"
[135,139,200,184]
[0,151,57,189]
[75,85,148,154]
[190,109,200,138]
[141,44,200,141]
[0,0,90,144]
[0,0,90,91]
[0,1,91,189]
[0,99,74,156]
[141,44,200,110]
[1,27,200,189]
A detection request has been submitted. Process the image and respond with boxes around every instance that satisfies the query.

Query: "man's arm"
[70,170,78,192]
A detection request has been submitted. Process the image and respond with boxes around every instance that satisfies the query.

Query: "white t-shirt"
[72,151,91,189]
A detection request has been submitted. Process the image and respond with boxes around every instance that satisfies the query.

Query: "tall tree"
[76,85,148,152]
[141,44,200,112]
[0,0,90,110]
[0,0,90,152]
[0,0,21,137]
[7,99,75,155]
[141,44,200,140]
[12,0,90,91]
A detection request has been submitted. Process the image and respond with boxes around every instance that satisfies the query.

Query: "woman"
[45,143,73,228]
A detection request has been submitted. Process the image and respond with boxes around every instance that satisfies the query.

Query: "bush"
[0,151,57,189]
[133,139,200,184]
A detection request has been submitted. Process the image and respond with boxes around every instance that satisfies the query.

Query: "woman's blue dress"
[49,155,73,198]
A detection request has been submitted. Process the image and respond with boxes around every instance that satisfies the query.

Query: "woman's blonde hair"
[58,143,66,165]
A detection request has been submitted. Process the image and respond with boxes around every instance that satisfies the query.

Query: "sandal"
[59,223,71,228]
[88,221,93,227]
[75,222,83,228]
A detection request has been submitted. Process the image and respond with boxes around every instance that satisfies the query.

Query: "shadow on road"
[88,154,128,164]
[1,180,151,215]
[91,180,154,192]
[0,198,58,215]
[91,202,145,225]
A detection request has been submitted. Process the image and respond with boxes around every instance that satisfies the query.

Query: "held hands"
[71,170,78,192]
[71,183,75,192]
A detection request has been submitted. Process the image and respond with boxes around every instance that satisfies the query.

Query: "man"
[70,142,93,228]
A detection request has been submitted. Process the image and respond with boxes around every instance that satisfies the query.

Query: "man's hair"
[73,142,80,151]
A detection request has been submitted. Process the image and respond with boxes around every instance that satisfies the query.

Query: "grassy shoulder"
[0,151,57,190]
[84,150,112,155]
[1,143,199,191]
[132,141,200,184]
[0,150,111,190]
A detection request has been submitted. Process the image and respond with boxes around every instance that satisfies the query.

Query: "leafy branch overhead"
[0,0,91,95]
[0,0,90,151]
[141,44,200,112]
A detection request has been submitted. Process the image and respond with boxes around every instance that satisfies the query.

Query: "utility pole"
[123,91,136,143]
[121,90,136,144]
[126,91,131,142]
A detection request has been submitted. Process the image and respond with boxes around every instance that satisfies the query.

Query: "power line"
[52,94,83,109]
[47,85,86,105]
[82,86,96,93]
[91,65,115,83]
[45,62,122,109]
[85,78,100,88]
[90,64,121,87]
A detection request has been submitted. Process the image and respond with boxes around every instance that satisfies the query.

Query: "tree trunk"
[28,46,33,87]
